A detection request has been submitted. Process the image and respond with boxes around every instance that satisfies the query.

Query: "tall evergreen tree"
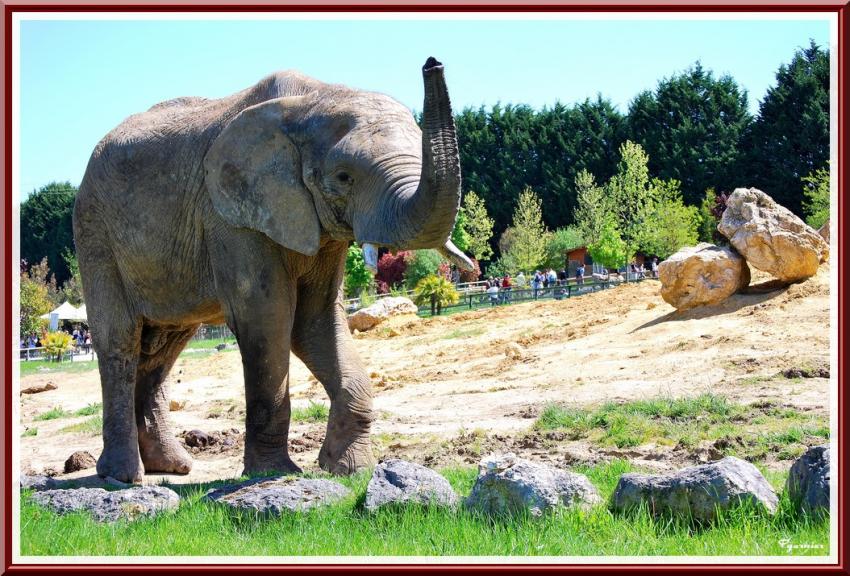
[628,63,751,205]
[738,41,830,216]
[20,181,78,285]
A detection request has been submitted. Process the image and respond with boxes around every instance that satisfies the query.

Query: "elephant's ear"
[204,96,320,256]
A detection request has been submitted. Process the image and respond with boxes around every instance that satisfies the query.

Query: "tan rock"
[718,188,828,282]
[818,218,830,244]
[347,297,418,332]
[169,399,186,411]
[659,243,750,310]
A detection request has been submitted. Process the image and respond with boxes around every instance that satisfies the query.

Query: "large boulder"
[611,456,778,523]
[205,476,351,515]
[465,453,601,517]
[365,459,458,511]
[786,445,830,515]
[30,486,180,522]
[347,297,418,332]
[718,188,829,283]
[658,243,750,310]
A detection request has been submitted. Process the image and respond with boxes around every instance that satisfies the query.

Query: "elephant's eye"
[336,172,353,186]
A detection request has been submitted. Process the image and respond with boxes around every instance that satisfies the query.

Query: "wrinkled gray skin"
[74,58,471,483]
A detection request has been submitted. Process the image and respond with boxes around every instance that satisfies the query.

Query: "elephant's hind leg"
[135,324,197,474]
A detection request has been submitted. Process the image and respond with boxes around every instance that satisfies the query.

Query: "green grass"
[535,394,829,457]
[21,427,37,437]
[19,460,829,557]
[74,403,102,416]
[59,414,103,436]
[184,338,237,351]
[291,401,329,423]
[33,407,72,421]
[440,326,486,340]
[19,359,99,377]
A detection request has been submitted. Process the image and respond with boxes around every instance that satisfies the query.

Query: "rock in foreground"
[206,476,351,515]
[465,453,601,517]
[786,445,830,515]
[31,486,179,522]
[658,243,750,310]
[347,297,418,332]
[718,188,828,283]
[611,456,778,523]
[365,459,458,511]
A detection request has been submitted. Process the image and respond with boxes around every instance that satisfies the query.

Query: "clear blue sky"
[18,16,831,199]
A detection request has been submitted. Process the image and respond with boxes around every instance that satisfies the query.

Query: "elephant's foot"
[97,444,144,484]
[318,433,375,475]
[243,439,302,476]
[138,430,193,474]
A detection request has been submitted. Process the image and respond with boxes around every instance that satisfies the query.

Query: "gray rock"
[30,486,180,522]
[365,459,458,511]
[21,474,59,491]
[206,476,351,515]
[786,445,830,514]
[611,456,778,522]
[465,453,601,517]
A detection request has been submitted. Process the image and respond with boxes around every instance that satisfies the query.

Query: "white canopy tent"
[40,301,87,321]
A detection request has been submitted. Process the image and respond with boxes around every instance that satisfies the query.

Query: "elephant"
[73,57,472,483]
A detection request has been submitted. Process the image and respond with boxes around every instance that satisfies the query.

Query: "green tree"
[573,169,610,246]
[450,209,471,254]
[460,191,495,261]
[628,63,751,205]
[697,188,718,243]
[801,164,830,229]
[739,41,830,216]
[605,141,654,258]
[403,249,444,290]
[344,245,373,297]
[504,187,550,273]
[61,250,84,306]
[413,275,460,316]
[21,181,78,285]
[588,218,629,272]
[19,264,52,339]
[641,179,700,259]
[543,226,585,270]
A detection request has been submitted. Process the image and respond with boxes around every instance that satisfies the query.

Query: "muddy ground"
[17,265,833,483]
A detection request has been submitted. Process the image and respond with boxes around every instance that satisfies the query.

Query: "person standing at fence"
[547,268,557,289]
[531,270,542,299]
[651,257,659,278]
[576,264,585,285]
[487,282,500,306]
[501,274,512,304]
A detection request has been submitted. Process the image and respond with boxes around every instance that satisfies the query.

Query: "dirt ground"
[17,264,833,484]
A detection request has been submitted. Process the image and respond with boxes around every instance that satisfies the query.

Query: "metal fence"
[191,324,235,342]
[417,276,651,316]
[18,346,96,363]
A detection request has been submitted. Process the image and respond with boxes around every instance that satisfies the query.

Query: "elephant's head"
[204,57,473,270]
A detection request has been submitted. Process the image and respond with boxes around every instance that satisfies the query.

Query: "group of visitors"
[627,257,660,279]
[485,275,513,306]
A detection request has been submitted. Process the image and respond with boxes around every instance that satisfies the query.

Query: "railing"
[417,276,650,316]
[343,280,490,313]
[191,324,235,342]
[17,346,96,362]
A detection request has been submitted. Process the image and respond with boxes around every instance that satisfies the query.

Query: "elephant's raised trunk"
[357,58,465,265]
[398,57,463,249]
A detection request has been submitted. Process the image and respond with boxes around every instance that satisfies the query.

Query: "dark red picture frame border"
[1,2,846,573]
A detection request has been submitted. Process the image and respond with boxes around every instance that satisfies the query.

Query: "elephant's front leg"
[210,236,301,476]
[291,246,376,475]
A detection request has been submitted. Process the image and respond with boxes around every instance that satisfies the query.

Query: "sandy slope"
[18,265,832,483]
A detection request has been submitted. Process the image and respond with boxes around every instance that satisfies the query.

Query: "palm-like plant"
[43,331,74,362]
[414,275,460,316]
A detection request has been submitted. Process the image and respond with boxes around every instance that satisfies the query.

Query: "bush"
[43,331,74,362]
[403,250,444,290]
[344,245,373,297]
[458,258,481,283]
[413,275,460,316]
[376,251,409,288]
